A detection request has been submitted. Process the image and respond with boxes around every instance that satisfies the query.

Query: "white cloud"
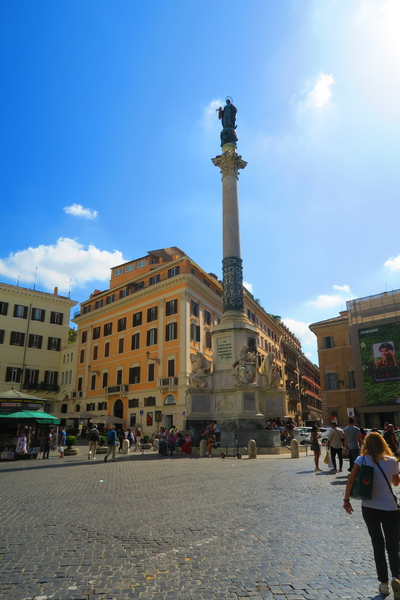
[333,284,351,292]
[0,238,125,292]
[202,99,223,131]
[282,318,316,347]
[243,281,253,293]
[305,352,313,359]
[308,285,354,309]
[384,255,400,272]
[64,204,98,220]
[307,72,335,108]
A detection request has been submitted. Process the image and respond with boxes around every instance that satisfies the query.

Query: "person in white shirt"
[343,432,400,599]
[327,422,344,473]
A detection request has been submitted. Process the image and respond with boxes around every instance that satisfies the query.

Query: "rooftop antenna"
[17,275,20,287]
[64,278,72,298]
[33,267,38,290]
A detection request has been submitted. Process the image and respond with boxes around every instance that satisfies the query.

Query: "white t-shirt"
[328,427,344,449]
[355,454,399,510]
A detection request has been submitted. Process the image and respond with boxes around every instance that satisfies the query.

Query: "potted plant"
[64,435,79,456]
[96,436,108,454]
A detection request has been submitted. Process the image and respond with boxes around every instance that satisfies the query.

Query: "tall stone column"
[212,150,248,315]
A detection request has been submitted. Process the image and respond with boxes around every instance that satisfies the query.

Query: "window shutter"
[168,359,175,377]
[324,373,330,390]
[54,372,58,385]
[173,322,177,339]
[6,367,12,382]
[196,325,201,342]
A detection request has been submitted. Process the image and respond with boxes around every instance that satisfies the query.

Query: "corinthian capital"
[212,150,247,179]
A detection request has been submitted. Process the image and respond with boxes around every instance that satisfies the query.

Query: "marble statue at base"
[232,345,257,386]
[189,351,211,388]
[259,352,282,389]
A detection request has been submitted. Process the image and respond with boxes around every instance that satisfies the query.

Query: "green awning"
[0,410,60,424]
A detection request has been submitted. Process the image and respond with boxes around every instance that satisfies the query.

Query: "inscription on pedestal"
[192,395,211,413]
[243,393,256,411]
[218,338,232,362]
[213,372,234,389]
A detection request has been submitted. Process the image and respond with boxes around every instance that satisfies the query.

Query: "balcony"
[159,377,179,389]
[72,391,83,398]
[105,384,129,395]
[39,383,60,392]
[22,383,40,391]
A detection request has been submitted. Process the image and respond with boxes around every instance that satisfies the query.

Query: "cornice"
[0,283,76,306]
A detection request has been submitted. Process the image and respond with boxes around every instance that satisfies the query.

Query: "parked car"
[297,427,313,445]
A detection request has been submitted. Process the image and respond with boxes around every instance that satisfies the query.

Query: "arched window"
[114,399,123,419]
[61,404,68,413]
[164,394,176,405]
[75,404,81,412]
[69,370,72,384]
[61,372,65,385]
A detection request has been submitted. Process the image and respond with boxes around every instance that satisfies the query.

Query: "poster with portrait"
[358,322,400,405]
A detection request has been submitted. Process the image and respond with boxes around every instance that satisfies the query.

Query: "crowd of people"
[265,417,296,446]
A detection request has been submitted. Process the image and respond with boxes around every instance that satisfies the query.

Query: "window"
[125,264,135,273]
[86,403,96,411]
[204,310,212,326]
[118,317,126,332]
[324,372,339,390]
[32,308,45,322]
[6,367,21,383]
[191,300,199,317]
[102,372,108,388]
[133,312,142,327]
[94,299,103,309]
[323,336,334,349]
[144,396,156,407]
[81,331,87,343]
[28,334,42,349]
[104,341,110,357]
[114,268,123,276]
[50,311,63,325]
[166,299,178,316]
[78,377,83,391]
[106,294,115,304]
[117,370,123,385]
[48,337,61,351]
[168,266,180,278]
[348,370,356,389]
[98,401,107,410]
[0,302,8,316]
[24,369,39,386]
[149,274,160,286]
[93,346,98,360]
[128,398,139,408]
[93,327,100,340]
[83,305,91,314]
[119,289,127,299]
[147,328,157,346]
[10,331,25,346]
[0,330,4,344]
[131,333,140,350]
[148,362,155,382]
[80,349,85,363]
[130,414,137,427]
[168,359,175,377]
[147,306,158,322]
[147,412,153,426]
[14,305,28,319]
[137,259,146,268]
[118,338,124,354]
[164,394,176,405]
[135,281,144,291]
[129,366,140,384]
[91,374,96,390]
[203,278,210,288]
[44,371,58,386]
[205,331,212,349]
[104,322,112,336]
[190,323,201,342]
[165,322,177,341]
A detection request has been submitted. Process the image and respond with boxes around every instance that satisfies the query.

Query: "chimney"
[54,287,58,295]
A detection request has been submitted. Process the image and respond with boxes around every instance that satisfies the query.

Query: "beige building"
[69,248,321,432]
[310,289,400,428]
[0,282,76,412]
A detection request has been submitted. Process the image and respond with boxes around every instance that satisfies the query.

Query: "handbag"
[1,447,9,460]
[376,461,400,510]
[350,456,374,500]
[324,453,329,464]
[6,450,16,460]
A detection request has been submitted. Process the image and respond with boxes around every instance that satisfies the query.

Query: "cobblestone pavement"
[0,449,387,600]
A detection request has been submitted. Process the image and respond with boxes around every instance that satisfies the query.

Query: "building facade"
[310,289,400,428]
[69,248,321,433]
[0,283,77,412]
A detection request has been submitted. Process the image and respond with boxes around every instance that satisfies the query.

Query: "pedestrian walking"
[383,425,398,456]
[344,417,362,472]
[43,429,53,459]
[88,425,100,460]
[343,432,400,598]
[104,425,117,462]
[117,428,125,453]
[58,427,66,459]
[311,425,322,471]
[327,422,344,472]
[206,431,216,457]
[133,427,142,452]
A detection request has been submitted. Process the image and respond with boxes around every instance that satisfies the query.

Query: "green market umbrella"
[0,410,60,424]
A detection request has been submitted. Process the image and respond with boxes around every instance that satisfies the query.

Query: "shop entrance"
[164,415,173,431]
[113,399,123,420]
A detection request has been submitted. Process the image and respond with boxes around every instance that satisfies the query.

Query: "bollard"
[290,438,299,458]
[152,439,158,452]
[199,439,207,457]
[122,439,129,455]
[248,439,257,459]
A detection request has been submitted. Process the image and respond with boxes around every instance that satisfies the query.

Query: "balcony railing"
[105,384,129,395]
[159,377,179,387]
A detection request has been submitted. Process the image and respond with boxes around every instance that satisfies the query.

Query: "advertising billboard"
[358,322,400,405]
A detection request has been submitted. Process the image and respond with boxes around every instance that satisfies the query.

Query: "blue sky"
[1,0,400,363]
